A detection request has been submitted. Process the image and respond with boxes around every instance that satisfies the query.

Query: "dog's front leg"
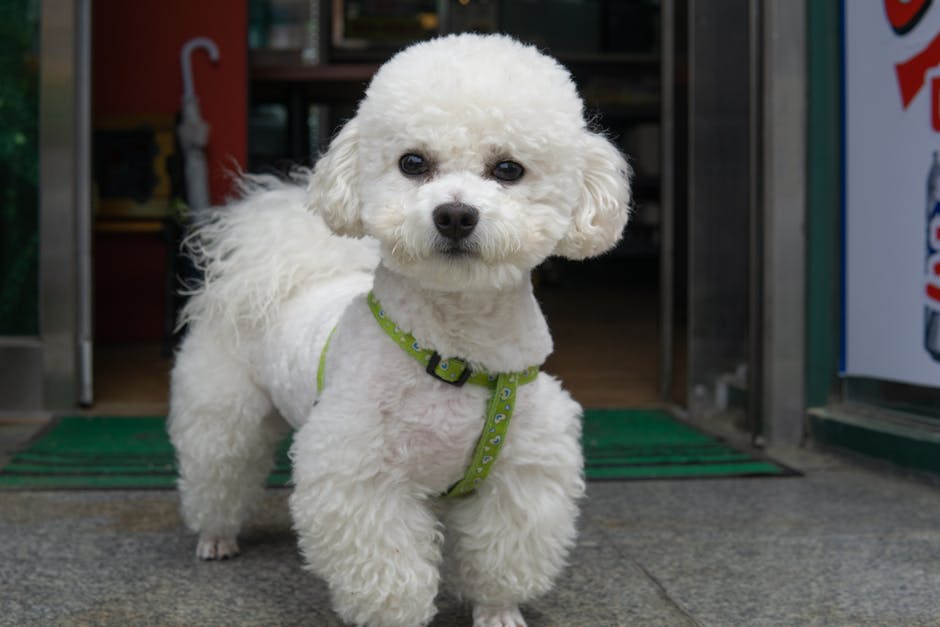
[445,461,585,627]
[289,415,443,627]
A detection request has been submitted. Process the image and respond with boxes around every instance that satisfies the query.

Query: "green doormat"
[583,409,793,480]
[0,410,792,489]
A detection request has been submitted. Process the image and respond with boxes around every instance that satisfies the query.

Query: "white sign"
[843,0,940,388]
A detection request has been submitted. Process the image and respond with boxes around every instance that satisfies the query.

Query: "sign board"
[843,0,940,388]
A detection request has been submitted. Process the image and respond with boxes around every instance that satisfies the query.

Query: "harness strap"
[367,292,539,498]
[316,326,337,394]
[443,370,524,497]
[314,292,540,498]
[368,292,539,387]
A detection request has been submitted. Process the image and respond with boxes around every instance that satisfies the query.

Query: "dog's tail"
[177,171,378,336]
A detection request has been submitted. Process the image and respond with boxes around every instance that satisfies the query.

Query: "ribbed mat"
[582,409,792,480]
[0,410,792,489]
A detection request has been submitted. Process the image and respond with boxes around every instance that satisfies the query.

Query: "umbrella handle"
[181,37,220,101]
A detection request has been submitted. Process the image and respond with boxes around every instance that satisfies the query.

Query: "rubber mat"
[0,410,792,489]
[582,408,792,480]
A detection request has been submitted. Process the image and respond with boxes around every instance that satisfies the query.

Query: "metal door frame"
[676,0,806,446]
[0,0,92,412]
[41,0,93,410]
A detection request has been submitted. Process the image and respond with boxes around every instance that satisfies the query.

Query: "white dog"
[168,33,630,627]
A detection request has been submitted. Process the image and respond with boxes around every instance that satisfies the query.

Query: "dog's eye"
[491,160,525,182]
[399,153,430,176]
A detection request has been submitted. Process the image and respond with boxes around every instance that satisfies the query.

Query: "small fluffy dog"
[169,33,630,627]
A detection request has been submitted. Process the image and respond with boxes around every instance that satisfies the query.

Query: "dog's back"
[178,174,379,341]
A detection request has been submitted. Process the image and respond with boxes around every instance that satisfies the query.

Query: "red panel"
[93,0,247,205]
[93,230,167,343]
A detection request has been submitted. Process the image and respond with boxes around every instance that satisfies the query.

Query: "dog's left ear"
[307,118,365,238]
[554,131,632,260]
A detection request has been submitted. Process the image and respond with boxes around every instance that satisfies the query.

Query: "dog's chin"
[382,246,529,291]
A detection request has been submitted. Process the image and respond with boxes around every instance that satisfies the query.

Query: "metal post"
[76,0,93,407]
[40,0,79,410]
[659,0,676,402]
[747,0,764,443]
[761,0,807,446]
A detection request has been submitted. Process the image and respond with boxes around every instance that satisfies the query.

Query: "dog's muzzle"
[433,202,479,242]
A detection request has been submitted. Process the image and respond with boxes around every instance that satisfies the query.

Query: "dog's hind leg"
[168,328,288,560]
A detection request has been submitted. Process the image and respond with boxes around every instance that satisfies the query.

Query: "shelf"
[251,62,380,83]
[588,102,660,120]
[94,219,165,234]
[559,52,659,66]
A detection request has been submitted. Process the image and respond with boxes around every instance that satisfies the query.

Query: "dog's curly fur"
[168,34,631,627]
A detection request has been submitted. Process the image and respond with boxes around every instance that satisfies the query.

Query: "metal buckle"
[426,352,472,387]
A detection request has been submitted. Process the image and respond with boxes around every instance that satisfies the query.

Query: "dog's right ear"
[307,118,364,238]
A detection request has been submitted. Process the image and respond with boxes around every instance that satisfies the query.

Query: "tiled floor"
[3,436,940,625]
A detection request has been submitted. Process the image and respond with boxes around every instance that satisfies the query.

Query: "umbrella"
[177,36,220,210]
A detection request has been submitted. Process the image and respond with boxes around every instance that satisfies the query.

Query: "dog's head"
[309,34,631,290]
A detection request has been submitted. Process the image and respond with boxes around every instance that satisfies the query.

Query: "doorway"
[83,0,687,417]
[246,0,686,412]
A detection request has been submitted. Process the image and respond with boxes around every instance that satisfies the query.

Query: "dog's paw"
[196,535,240,560]
[472,605,526,627]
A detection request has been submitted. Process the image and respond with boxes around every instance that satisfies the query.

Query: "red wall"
[93,1,247,343]
[93,0,247,204]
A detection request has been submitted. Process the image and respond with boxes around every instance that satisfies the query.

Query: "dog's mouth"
[434,239,479,259]
[437,244,479,259]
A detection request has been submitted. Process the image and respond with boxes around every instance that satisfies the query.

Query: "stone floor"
[3,425,940,626]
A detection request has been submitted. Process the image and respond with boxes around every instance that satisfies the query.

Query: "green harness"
[316,292,540,498]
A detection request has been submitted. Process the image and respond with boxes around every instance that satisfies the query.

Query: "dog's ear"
[307,118,364,238]
[554,131,632,260]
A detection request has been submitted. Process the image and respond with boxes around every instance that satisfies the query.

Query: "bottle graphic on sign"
[926,151,940,361]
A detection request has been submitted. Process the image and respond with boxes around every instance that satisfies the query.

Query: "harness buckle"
[426,352,473,387]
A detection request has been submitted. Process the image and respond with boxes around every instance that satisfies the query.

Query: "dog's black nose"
[432,202,479,242]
